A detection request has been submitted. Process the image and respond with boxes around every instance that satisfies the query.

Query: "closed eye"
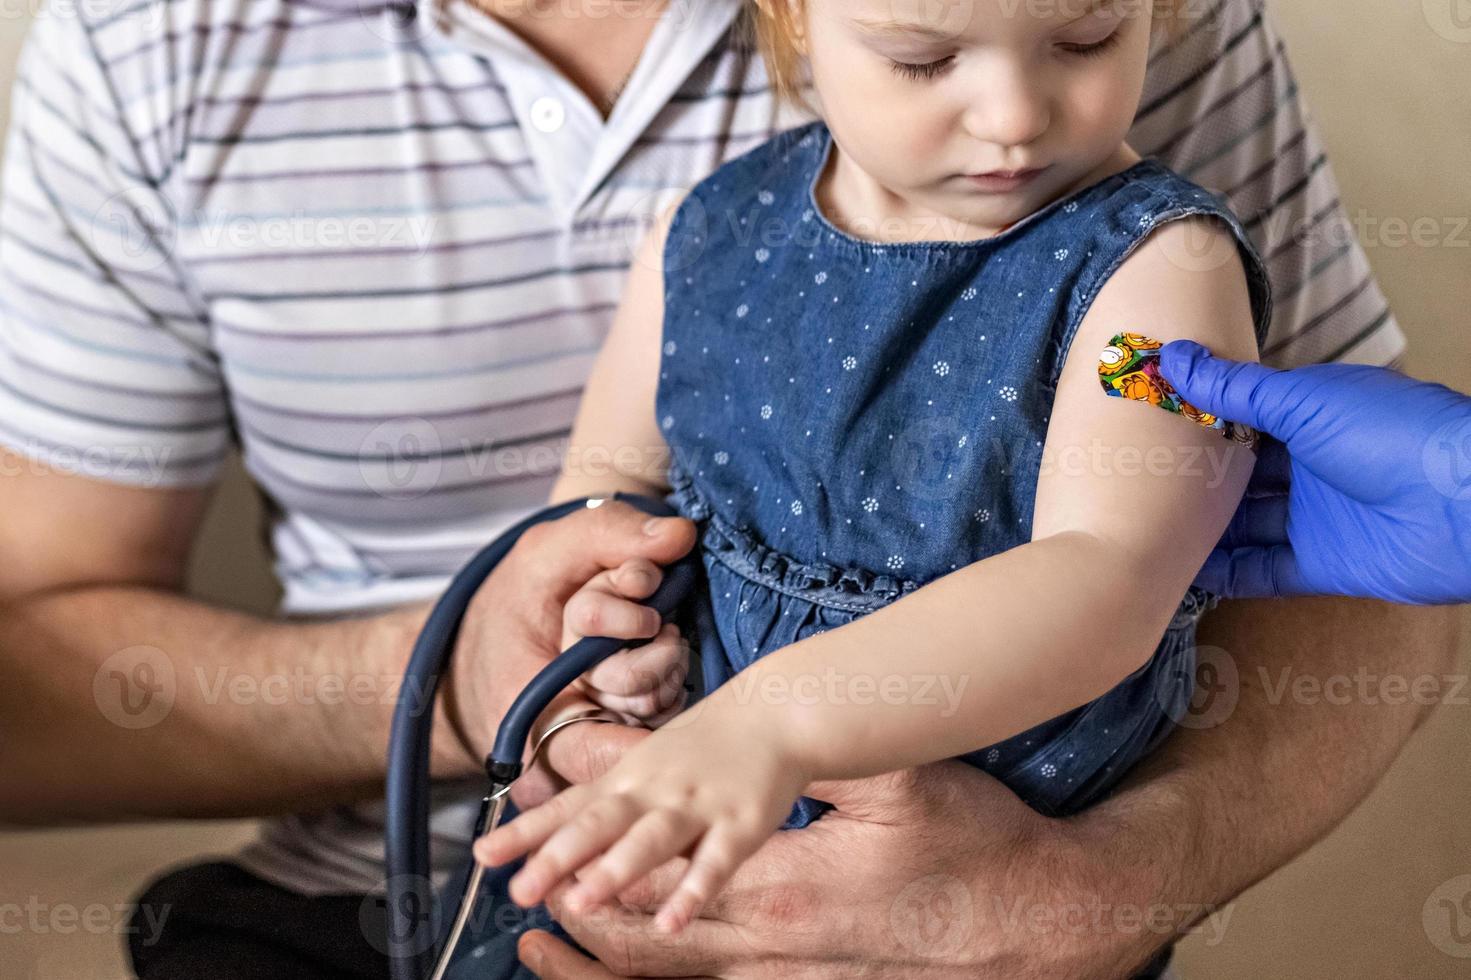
[1057,29,1122,58]
[888,56,955,81]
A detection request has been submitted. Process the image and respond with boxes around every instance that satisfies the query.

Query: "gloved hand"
[1159,340,1471,604]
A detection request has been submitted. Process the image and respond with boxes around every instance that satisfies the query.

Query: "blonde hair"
[745,0,1194,112]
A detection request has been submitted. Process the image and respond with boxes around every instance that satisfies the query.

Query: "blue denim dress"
[444,118,1272,976]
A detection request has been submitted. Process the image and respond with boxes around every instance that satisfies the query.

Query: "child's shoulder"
[1059,158,1273,349]
[1102,159,1257,249]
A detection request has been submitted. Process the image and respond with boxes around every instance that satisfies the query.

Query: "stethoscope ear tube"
[384,493,692,980]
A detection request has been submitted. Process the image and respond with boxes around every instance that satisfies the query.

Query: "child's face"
[803,0,1154,235]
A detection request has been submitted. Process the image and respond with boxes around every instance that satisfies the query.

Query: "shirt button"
[530,96,565,133]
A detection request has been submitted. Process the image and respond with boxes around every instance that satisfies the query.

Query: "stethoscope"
[384,493,699,980]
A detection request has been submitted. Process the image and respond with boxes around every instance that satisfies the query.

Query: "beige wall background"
[0,2,1467,978]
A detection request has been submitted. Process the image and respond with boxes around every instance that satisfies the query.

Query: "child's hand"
[473,709,809,934]
[564,558,690,727]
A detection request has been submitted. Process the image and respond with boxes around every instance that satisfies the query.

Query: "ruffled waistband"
[667,463,918,613]
[666,463,1217,626]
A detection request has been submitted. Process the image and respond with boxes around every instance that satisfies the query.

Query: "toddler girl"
[477,0,1271,943]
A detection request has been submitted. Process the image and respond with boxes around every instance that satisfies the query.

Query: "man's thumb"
[1159,340,1290,438]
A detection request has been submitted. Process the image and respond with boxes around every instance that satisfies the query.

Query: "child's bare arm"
[550,196,684,504]
[473,216,1264,932]
[750,216,1262,779]
[544,195,692,727]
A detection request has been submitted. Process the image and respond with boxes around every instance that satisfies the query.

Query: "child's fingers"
[653,823,750,935]
[562,571,663,646]
[605,557,664,601]
[583,623,686,696]
[562,808,705,913]
[510,794,644,908]
[642,688,690,730]
[475,784,593,868]
[652,652,690,709]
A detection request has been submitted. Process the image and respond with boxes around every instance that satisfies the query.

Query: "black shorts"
[127,861,389,980]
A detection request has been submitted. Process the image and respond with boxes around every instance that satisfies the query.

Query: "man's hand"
[523,724,1165,979]
[436,500,696,799]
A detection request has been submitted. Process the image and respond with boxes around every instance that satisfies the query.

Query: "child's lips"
[961,166,1050,192]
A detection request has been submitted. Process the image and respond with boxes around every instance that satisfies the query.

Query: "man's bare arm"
[0,449,695,823]
[524,595,1457,979]
[0,448,452,822]
[1064,595,1458,976]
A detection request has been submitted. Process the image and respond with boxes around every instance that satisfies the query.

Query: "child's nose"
[961,67,1050,151]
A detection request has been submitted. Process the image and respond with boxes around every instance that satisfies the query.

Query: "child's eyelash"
[887,30,1121,80]
[1057,29,1122,58]
[888,57,955,82]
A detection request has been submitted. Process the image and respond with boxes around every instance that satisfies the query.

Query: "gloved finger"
[1159,340,1296,438]
[1194,544,1308,599]
[563,575,664,644]
[1217,494,1289,550]
[583,624,688,696]
[1245,436,1292,496]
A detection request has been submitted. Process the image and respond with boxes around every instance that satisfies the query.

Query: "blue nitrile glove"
[1159,340,1471,604]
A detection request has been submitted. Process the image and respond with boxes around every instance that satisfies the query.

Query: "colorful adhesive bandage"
[1098,333,1259,449]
